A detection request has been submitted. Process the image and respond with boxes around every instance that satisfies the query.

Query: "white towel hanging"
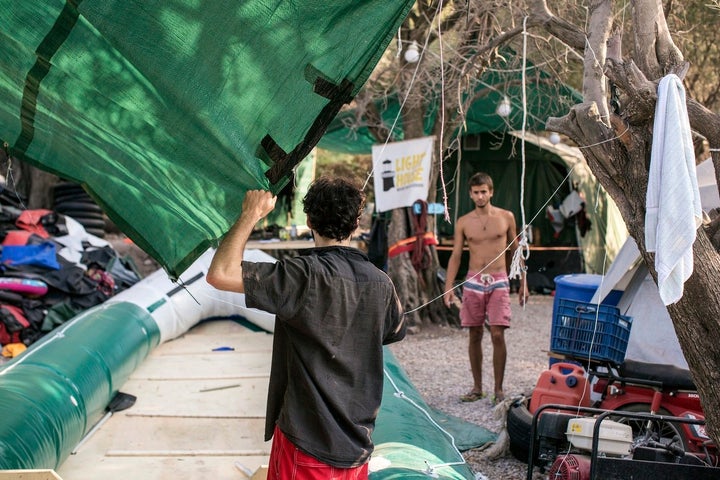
[645,74,702,306]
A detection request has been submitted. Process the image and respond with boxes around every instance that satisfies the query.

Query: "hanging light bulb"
[549,132,561,145]
[404,41,420,63]
[496,96,511,117]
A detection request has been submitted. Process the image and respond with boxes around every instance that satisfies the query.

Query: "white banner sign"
[372,136,434,213]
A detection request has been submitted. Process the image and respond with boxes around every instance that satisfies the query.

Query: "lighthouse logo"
[381,159,395,191]
[372,136,434,212]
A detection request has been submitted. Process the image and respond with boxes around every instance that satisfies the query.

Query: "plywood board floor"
[56,319,273,480]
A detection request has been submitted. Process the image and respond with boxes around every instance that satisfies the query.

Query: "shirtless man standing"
[443,172,528,404]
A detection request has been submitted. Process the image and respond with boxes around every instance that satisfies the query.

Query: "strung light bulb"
[549,132,561,145]
[496,96,511,117]
[404,41,420,63]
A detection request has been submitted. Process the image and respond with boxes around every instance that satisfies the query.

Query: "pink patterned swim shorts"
[459,272,511,328]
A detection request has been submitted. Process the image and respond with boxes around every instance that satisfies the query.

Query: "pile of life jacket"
[0,186,141,358]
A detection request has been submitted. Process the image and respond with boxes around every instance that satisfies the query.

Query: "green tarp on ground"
[0,0,414,278]
[372,349,495,479]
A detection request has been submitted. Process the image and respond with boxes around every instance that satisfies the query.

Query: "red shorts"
[267,426,369,480]
[460,272,511,328]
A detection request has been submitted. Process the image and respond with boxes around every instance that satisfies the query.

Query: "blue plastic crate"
[550,298,633,364]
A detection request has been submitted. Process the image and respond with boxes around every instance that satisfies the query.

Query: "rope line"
[508,17,531,288]
[383,367,467,473]
[437,1,452,225]
[2,145,29,211]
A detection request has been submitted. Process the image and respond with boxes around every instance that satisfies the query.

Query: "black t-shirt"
[243,246,405,467]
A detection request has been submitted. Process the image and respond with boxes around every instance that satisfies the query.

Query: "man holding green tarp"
[208,176,406,479]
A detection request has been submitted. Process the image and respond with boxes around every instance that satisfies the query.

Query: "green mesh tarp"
[0,0,414,278]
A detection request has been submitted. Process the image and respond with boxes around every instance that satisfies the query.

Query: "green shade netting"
[0,0,414,278]
[372,348,495,479]
[319,54,582,154]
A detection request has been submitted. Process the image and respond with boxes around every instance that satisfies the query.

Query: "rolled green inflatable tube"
[0,301,160,469]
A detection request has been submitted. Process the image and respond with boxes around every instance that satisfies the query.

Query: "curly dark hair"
[303,176,366,241]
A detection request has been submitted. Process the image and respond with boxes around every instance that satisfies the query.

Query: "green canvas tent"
[0,0,414,278]
[439,132,627,278]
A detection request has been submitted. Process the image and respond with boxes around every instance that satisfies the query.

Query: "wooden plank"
[66,414,268,459]
[57,454,269,480]
[101,416,268,453]
[182,320,268,337]
[130,352,271,380]
[0,471,63,480]
[121,378,267,417]
[251,466,268,480]
[157,332,273,356]
[245,239,365,250]
[56,318,273,480]
[245,239,360,250]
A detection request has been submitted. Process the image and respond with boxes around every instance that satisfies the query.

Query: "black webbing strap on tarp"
[261,66,355,185]
[14,1,83,157]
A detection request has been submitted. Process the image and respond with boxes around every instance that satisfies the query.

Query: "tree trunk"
[387,208,422,329]
[662,231,720,445]
[540,0,720,447]
[384,97,458,329]
[549,93,720,448]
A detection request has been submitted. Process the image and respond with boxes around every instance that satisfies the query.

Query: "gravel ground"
[388,293,554,480]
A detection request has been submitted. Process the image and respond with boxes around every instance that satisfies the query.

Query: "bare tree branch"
[527,0,588,50]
